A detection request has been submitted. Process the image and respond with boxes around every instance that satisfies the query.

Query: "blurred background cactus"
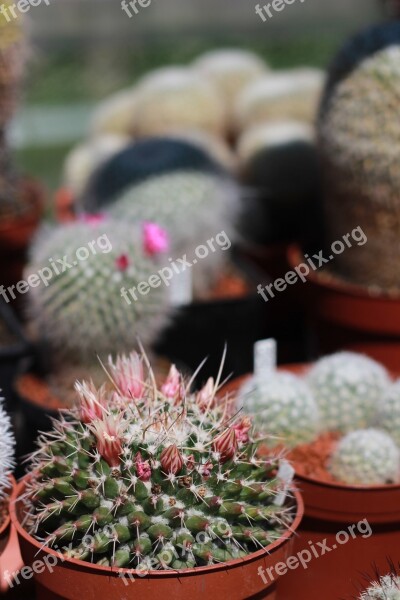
[0,394,14,497]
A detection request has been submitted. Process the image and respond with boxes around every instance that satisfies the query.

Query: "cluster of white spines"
[239,372,320,448]
[360,574,400,599]
[0,396,15,497]
[307,352,390,433]
[329,429,400,486]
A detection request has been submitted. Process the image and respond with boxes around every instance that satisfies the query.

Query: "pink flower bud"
[143,222,169,256]
[135,452,152,482]
[185,454,195,471]
[115,254,130,272]
[212,428,238,463]
[79,213,106,226]
[75,381,107,424]
[161,365,183,400]
[196,378,215,411]
[89,415,124,467]
[199,460,213,479]
[160,444,184,475]
[109,353,145,400]
[233,417,252,445]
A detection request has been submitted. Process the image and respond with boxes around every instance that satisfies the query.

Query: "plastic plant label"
[254,338,277,384]
[169,268,193,306]
[275,459,295,507]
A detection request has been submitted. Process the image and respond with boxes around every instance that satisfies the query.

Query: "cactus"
[193,49,267,114]
[307,352,390,433]
[0,395,15,497]
[133,67,227,138]
[22,353,295,570]
[329,429,400,486]
[89,88,137,137]
[360,574,400,599]
[379,380,400,446]
[319,44,400,288]
[234,68,325,133]
[25,218,171,362]
[238,372,321,448]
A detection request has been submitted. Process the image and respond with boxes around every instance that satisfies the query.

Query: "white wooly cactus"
[361,574,400,599]
[133,67,227,138]
[329,429,400,486]
[238,372,321,448]
[193,49,267,111]
[307,352,390,433]
[109,171,239,295]
[0,396,15,497]
[63,135,130,199]
[380,380,400,446]
[26,219,171,360]
[89,88,138,137]
[235,68,325,133]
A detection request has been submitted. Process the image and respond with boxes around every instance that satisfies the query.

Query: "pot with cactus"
[11,352,303,600]
[294,21,400,368]
[223,348,400,600]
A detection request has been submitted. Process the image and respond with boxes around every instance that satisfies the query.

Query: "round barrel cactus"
[238,372,321,448]
[379,379,400,446]
[307,352,390,433]
[22,354,295,570]
[329,429,400,486]
[0,394,15,497]
[26,218,171,361]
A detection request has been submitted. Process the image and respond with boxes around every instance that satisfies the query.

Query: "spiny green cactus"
[109,171,238,295]
[22,353,294,570]
[0,394,15,497]
[238,372,321,448]
[329,429,400,486]
[307,352,390,433]
[379,379,400,446]
[319,45,400,288]
[26,218,171,362]
[133,67,227,138]
[360,574,400,599]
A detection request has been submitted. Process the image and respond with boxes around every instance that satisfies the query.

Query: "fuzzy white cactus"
[329,429,400,486]
[238,372,321,448]
[307,352,390,433]
[380,379,400,446]
[89,88,138,137]
[361,574,400,599]
[0,396,15,497]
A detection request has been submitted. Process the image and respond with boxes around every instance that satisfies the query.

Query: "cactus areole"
[15,352,300,592]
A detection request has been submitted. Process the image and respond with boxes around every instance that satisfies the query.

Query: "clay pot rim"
[11,475,304,578]
[287,243,400,301]
[0,475,17,537]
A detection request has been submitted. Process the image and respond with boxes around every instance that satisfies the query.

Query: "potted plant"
[11,352,303,599]
[223,350,400,600]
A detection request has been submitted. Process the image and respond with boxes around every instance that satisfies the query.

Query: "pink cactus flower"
[143,222,169,256]
[79,213,106,226]
[75,381,107,424]
[212,428,238,463]
[161,365,184,400]
[196,378,215,411]
[109,353,145,400]
[135,452,152,482]
[160,444,184,475]
[233,417,252,445]
[89,414,124,467]
[115,254,130,272]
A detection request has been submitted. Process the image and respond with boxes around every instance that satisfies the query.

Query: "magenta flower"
[109,353,145,400]
[160,445,184,475]
[143,222,169,256]
[196,378,215,411]
[233,417,252,445]
[115,254,130,272]
[89,414,124,467]
[75,381,107,424]
[161,365,184,401]
[135,452,152,482]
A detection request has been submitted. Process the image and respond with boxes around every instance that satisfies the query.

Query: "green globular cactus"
[379,380,400,446]
[0,394,15,497]
[360,574,400,599]
[329,429,400,486]
[238,372,321,448]
[22,353,295,570]
[307,352,390,433]
[319,45,400,289]
[109,171,239,295]
[25,218,171,361]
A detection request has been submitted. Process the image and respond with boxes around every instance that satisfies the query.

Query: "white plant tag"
[169,269,193,306]
[275,459,295,507]
[254,338,277,384]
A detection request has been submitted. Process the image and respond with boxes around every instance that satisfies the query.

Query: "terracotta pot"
[222,368,400,600]
[0,476,24,593]
[288,243,400,370]
[0,476,14,556]
[11,477,304,600]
